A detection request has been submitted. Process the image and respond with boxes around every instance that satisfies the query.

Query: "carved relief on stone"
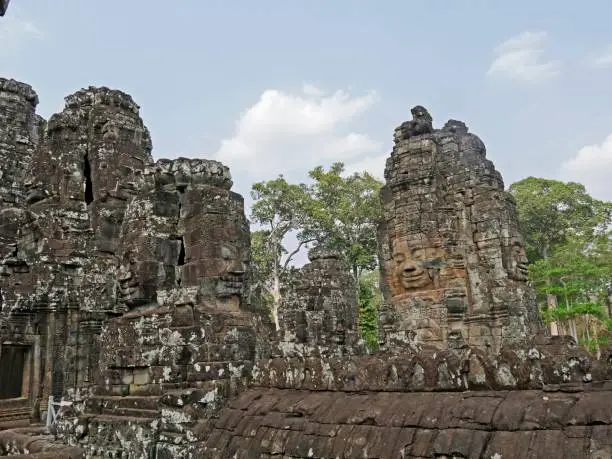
[502,236,530,281]
[100,119,120,142]
[390,238,445,295]
[278,249,360,355]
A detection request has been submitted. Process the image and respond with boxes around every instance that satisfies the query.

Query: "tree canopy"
[510,177,612,354]
[249,176,310,329]
[509,177,611,262]
[300,162,383,282]
[249,163,383,336]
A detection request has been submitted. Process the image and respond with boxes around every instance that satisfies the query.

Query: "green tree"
[511,177,612,354]
[530,237,612,355]
[509,177,611,262]
[250,176,311,330]
[358,269,382,351]
[300,162,383,282]
[250,164,384,333]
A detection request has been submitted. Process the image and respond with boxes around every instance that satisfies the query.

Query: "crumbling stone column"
[277,248,361,357]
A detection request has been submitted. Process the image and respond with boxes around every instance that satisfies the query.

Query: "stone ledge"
[0,78,38,105]
[202,387,612,458]
[0,427,83,458]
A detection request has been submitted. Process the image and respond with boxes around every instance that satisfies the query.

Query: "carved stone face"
[117,252,160,307]
[215,243,248,298]
[392,243,444,293]
[504,238,529,281]
[180,208,250,303]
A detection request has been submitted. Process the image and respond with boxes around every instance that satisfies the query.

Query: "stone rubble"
[0,80,609,458]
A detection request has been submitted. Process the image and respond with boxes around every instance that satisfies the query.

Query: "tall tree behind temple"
[510,177,612,353]
[250,163,383,335]
[249,176,311,330]
[300,162,383,283]
[509,177,611,262]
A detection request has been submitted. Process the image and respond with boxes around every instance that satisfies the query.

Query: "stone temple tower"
[377,106,544,354]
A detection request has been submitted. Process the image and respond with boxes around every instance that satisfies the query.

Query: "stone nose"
[227,258,245,275]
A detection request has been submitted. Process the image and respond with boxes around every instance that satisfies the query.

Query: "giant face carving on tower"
[178,191,250,306]
[503,237,530,281]
[390,239,446,295]
[216,244,248,297]
[116,159,251,310]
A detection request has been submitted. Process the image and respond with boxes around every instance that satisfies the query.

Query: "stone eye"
[220,246,234,260]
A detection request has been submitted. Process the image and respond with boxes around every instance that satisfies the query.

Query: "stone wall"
[68,158,260,457]
[0,79,46,427]
[0,85,153,431]
[0,80,266,450]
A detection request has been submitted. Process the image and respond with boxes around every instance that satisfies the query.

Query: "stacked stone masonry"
[0,78,610,458]
[277,248,361,358]
[378,107,543,354]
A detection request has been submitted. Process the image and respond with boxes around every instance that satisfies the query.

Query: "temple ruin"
[0,78,610,458]
[377,106,543,354]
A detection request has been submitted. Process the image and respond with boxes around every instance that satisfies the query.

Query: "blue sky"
[2,0,612,203]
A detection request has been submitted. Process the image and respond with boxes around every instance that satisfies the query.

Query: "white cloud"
[587,44,612,69]
[560,134,612,201]
[487,31,561,83]
[0,16,43,57]
[302,82,324,97]
[214,84,381,181]
[344,153,388,179]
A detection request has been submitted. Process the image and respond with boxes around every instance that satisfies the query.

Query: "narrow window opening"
[177,237,186,266]
[83,154,94,205]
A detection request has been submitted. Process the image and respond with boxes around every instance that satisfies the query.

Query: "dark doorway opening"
[0,345,27,399]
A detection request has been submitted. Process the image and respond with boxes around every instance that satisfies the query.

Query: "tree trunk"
[547,294,559,336]
[272,272,281,331]
[569,318,578,343]
[543,242,560,336]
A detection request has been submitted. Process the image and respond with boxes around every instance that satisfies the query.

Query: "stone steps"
[85,395,161,419]
[0,407,32,428]
[81,413,159,459]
